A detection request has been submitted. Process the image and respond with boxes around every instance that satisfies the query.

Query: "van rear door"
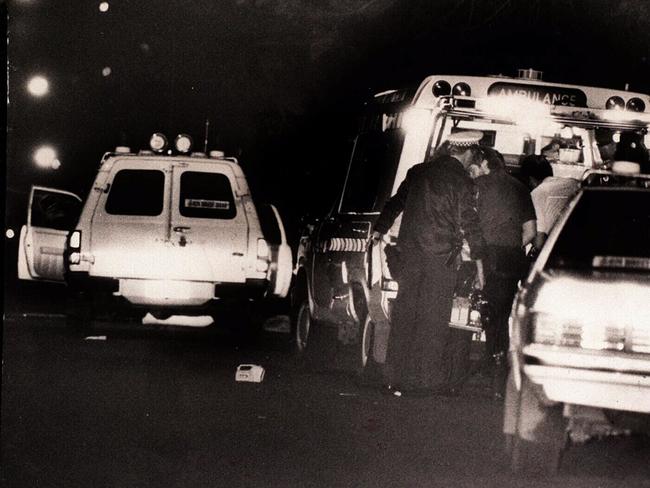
[88,160,172,279]
[168,161,249,283]
[18,186,82,282]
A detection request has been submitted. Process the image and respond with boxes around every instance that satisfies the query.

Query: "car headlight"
[531,311,650,353]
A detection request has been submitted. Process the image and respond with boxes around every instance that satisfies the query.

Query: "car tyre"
[511,376,567,476]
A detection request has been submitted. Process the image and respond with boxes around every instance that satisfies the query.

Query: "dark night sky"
[6,0,650,231]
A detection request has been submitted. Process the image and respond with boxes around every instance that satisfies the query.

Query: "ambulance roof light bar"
[518,68,543,81]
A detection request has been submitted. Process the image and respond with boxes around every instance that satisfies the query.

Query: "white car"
[504,162,650,474]
[18,133,292,327]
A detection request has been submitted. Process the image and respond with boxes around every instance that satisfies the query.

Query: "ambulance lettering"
[487,82,587,107]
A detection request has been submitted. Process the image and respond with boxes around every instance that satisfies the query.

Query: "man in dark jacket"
[372,131,487,396]
[472,148,536,396]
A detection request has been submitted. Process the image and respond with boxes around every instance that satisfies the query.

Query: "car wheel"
[511,376,567,476]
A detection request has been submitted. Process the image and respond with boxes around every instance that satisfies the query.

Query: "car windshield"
[547,189,650,269]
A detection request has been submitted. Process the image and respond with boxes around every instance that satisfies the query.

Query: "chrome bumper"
[522,344,650,414]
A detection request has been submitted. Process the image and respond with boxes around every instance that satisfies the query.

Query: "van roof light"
[138,150,154,155]
[149,133,168,152]
[174,134,193,153]
[190,152,206,158]
[115,146,131,153]
[209,150,225,159]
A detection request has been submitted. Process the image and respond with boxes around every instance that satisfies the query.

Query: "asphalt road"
[2,283,650,488]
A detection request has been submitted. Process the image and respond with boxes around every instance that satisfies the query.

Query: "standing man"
[519,155,580,249]
[471,148,536,396]
[371,131,487,396]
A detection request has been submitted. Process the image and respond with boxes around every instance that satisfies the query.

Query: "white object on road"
[142,313,213,327]
[235,364,265,383]
[84,335,107,341]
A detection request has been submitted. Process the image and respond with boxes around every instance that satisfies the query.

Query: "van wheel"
[511,376,567,476]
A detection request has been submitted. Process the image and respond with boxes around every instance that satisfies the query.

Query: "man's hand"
[367,230,383,250]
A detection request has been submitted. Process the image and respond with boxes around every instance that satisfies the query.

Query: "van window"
[105,169,165,216]
[179,171,236,219]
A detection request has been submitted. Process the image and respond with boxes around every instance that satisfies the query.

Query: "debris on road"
[142,313,213,327]
[235,364,265,382]
[84,335,107,341]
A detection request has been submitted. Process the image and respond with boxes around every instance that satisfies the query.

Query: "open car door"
[258,204,293,298]
[18,186,82,282]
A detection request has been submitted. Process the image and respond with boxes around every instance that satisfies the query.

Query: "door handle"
[173,226,191,233]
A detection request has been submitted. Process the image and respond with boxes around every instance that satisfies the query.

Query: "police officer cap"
[447,131,483,147]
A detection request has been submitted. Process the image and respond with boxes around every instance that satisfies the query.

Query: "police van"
[18,133,292,326]
[292,69,650,370]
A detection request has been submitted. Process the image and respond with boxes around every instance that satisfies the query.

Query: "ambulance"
[292,69,650,370]
[18,133,292,328]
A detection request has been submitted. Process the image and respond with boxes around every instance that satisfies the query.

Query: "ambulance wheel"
[293,299,311,355]
[289,274,311,355]
[291,298,337,370]
[359,314,375,369]
[511,376,567,476]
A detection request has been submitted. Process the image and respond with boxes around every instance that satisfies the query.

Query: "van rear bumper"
[67,273,269,306]
[119,279,215,306]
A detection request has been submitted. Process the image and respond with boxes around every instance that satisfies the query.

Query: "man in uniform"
[470,148,536,396]
[371,131,487,396]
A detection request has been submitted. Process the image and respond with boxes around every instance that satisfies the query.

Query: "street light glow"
[99,2,109,12]
[102,66,112,77]
[33,146,58,168]
[27,76,49,97]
